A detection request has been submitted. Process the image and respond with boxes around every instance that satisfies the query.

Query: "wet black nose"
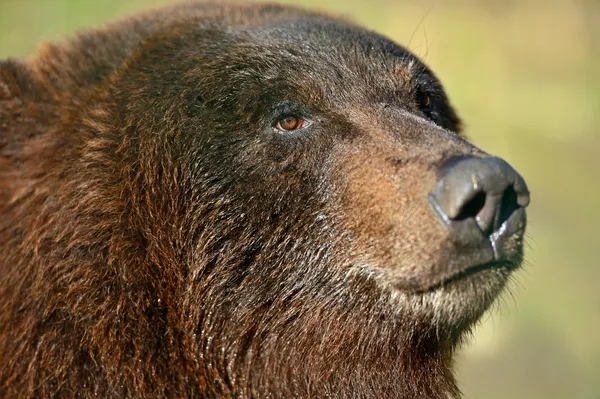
[430,156,530,237]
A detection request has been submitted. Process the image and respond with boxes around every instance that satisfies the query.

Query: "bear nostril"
[498,185,519,227]
[455,191,486,221]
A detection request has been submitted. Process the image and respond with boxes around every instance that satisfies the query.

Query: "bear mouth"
[443,260,517,285]
[420,259,519,293]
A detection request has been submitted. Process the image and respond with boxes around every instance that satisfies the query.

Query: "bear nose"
[430,156,530,236]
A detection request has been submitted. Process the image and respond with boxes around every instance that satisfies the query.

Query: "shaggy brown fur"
[0,2,527,398]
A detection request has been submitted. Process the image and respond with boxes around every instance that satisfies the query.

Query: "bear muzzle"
[428,155,530,281]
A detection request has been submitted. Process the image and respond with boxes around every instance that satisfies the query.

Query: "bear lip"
[441,259,518,285]
[417,259,519,293]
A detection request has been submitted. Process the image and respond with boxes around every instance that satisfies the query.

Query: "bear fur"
[0,2,523,398]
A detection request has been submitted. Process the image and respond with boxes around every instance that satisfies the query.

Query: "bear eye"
[275,116,309,132]
[415,87,433,116]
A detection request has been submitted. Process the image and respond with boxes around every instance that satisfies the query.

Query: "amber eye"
[275,116,308,132]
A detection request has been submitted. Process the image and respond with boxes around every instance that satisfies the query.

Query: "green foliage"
[1,1,597,397]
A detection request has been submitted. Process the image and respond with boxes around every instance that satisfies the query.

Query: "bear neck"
[192,276,462,398]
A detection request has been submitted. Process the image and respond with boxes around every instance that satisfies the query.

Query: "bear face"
[0,2,529,398]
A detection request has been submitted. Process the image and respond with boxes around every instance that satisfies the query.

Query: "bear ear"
[0,59,43,103]
[0,59,41,150]
[0,59,31,101]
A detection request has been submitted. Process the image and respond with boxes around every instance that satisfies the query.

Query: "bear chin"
[364,261,516,332]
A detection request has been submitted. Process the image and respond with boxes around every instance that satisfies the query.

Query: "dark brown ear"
[0,59,50,162]
[0,59,31,101]
[1,59,30,143]
[1,60,26,149]
[0,59,53,209]
[0,60,25,206]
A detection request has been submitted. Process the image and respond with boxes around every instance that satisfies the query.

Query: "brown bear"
[0,2,530,398]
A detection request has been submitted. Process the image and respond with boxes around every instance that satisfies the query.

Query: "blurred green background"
[1,0,598,397]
